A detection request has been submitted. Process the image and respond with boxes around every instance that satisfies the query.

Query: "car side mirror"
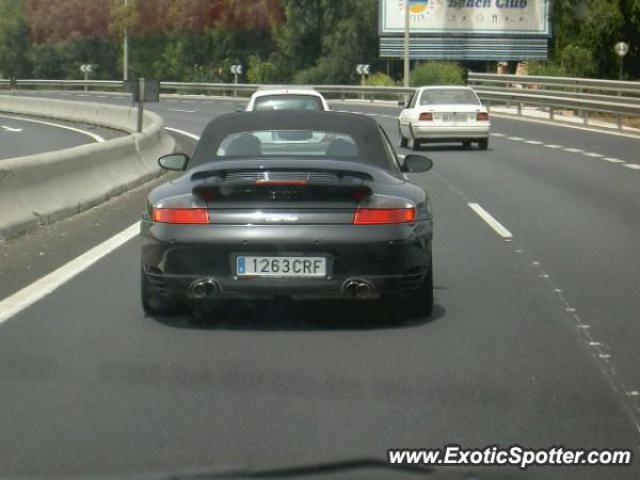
[234,104,245,112]
[402,154,433,173]
[158,153,189,171]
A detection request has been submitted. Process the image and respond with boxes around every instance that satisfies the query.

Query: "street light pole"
[403,0,410,88]
[123,0,129,82]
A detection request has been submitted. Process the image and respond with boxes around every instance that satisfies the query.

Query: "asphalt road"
[0,110,125,160]
[0,91,639,479]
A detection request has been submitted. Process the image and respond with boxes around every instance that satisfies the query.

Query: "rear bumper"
[411,124,490,140]
[141,221,432,300]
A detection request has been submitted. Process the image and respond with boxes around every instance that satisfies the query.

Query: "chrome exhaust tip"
[189,278,220,299]
[342,279,374,299]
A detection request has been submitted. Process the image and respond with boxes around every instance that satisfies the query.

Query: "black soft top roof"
[190,111,392,169]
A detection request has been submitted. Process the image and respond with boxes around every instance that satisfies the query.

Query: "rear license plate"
[441,113,468,123]
[236,256,327,277]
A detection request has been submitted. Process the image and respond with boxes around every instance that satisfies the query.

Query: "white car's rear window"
[253,95,323,111]
[419,89,480,106]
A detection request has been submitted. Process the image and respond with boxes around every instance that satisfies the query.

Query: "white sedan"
[398,86,490,150]
[245,87,330,111]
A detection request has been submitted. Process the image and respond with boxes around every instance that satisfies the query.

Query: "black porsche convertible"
[141,111,434,318]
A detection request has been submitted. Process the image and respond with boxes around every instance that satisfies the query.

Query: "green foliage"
[1,0,638,82]
[410,62,465,87]
[560,45,596,78]
[0,0,31,78]
[247,55,280,84]
[527,62,567,77]
[365,72,395,87]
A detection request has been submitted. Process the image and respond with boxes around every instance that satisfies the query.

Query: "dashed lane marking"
[467,203,513,239]
[623,163,640,170]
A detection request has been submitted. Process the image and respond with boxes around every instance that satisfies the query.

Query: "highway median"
[0,95,175,240]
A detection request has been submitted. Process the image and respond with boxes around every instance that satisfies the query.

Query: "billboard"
[380,0,550,37]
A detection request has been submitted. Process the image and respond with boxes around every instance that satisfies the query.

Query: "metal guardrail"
[3,75,640,130]
[468,72,640,129]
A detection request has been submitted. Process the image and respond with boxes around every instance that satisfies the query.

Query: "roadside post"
[137,78,145,133]
[356,64,370,101]
[230,64,243,98]
[615,41,629,80]
[614,41,629,129]
[80,64,95,92]
[124,78,160,133]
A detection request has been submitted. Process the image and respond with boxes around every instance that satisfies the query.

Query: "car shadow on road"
[414,144,481,152]
[152,299,446,332]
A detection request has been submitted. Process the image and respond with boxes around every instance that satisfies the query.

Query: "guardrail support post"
[137,78,145,133]
[583,110,588,125]
[517,103,522,115]
[617,115,623,130]
[549,107,554,120]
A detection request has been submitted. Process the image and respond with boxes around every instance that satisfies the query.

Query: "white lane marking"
[76,94,90,97]
[467,203,513,239]
[0,222,140,325]
[491,133,506,137]
[1,125,23,132]
[0,113,105,143]
[603,157,625,163]
[543,144,563,149]
[167,108,196,113]
[164,127,201,140]
[623,163,640,170]
[563,147,584,153]
[524,140,543,145]
[508,136,524,141]
[583,152,603,158]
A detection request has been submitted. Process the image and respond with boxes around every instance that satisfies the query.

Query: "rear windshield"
[253,95,323,111]
[419,89,480,106]
[217,130,358,158]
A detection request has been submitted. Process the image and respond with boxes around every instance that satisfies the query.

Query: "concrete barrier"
[0,95,176,239]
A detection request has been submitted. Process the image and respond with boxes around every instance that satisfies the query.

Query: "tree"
[561,45,595,77]
[0,0,31,78]
[410,62,465,86]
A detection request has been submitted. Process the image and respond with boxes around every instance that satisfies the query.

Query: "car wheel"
[411,138,422,151]
[141,267,179,316]
[403,264,434,318]
[478,138,489,150]
[386,263,434,321]
[462,140,472,149]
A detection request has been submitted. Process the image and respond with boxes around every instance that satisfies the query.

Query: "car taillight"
[419,112,433,121]
[353,208,416,225]
[476,112,489,121]
[152,208,209,224]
